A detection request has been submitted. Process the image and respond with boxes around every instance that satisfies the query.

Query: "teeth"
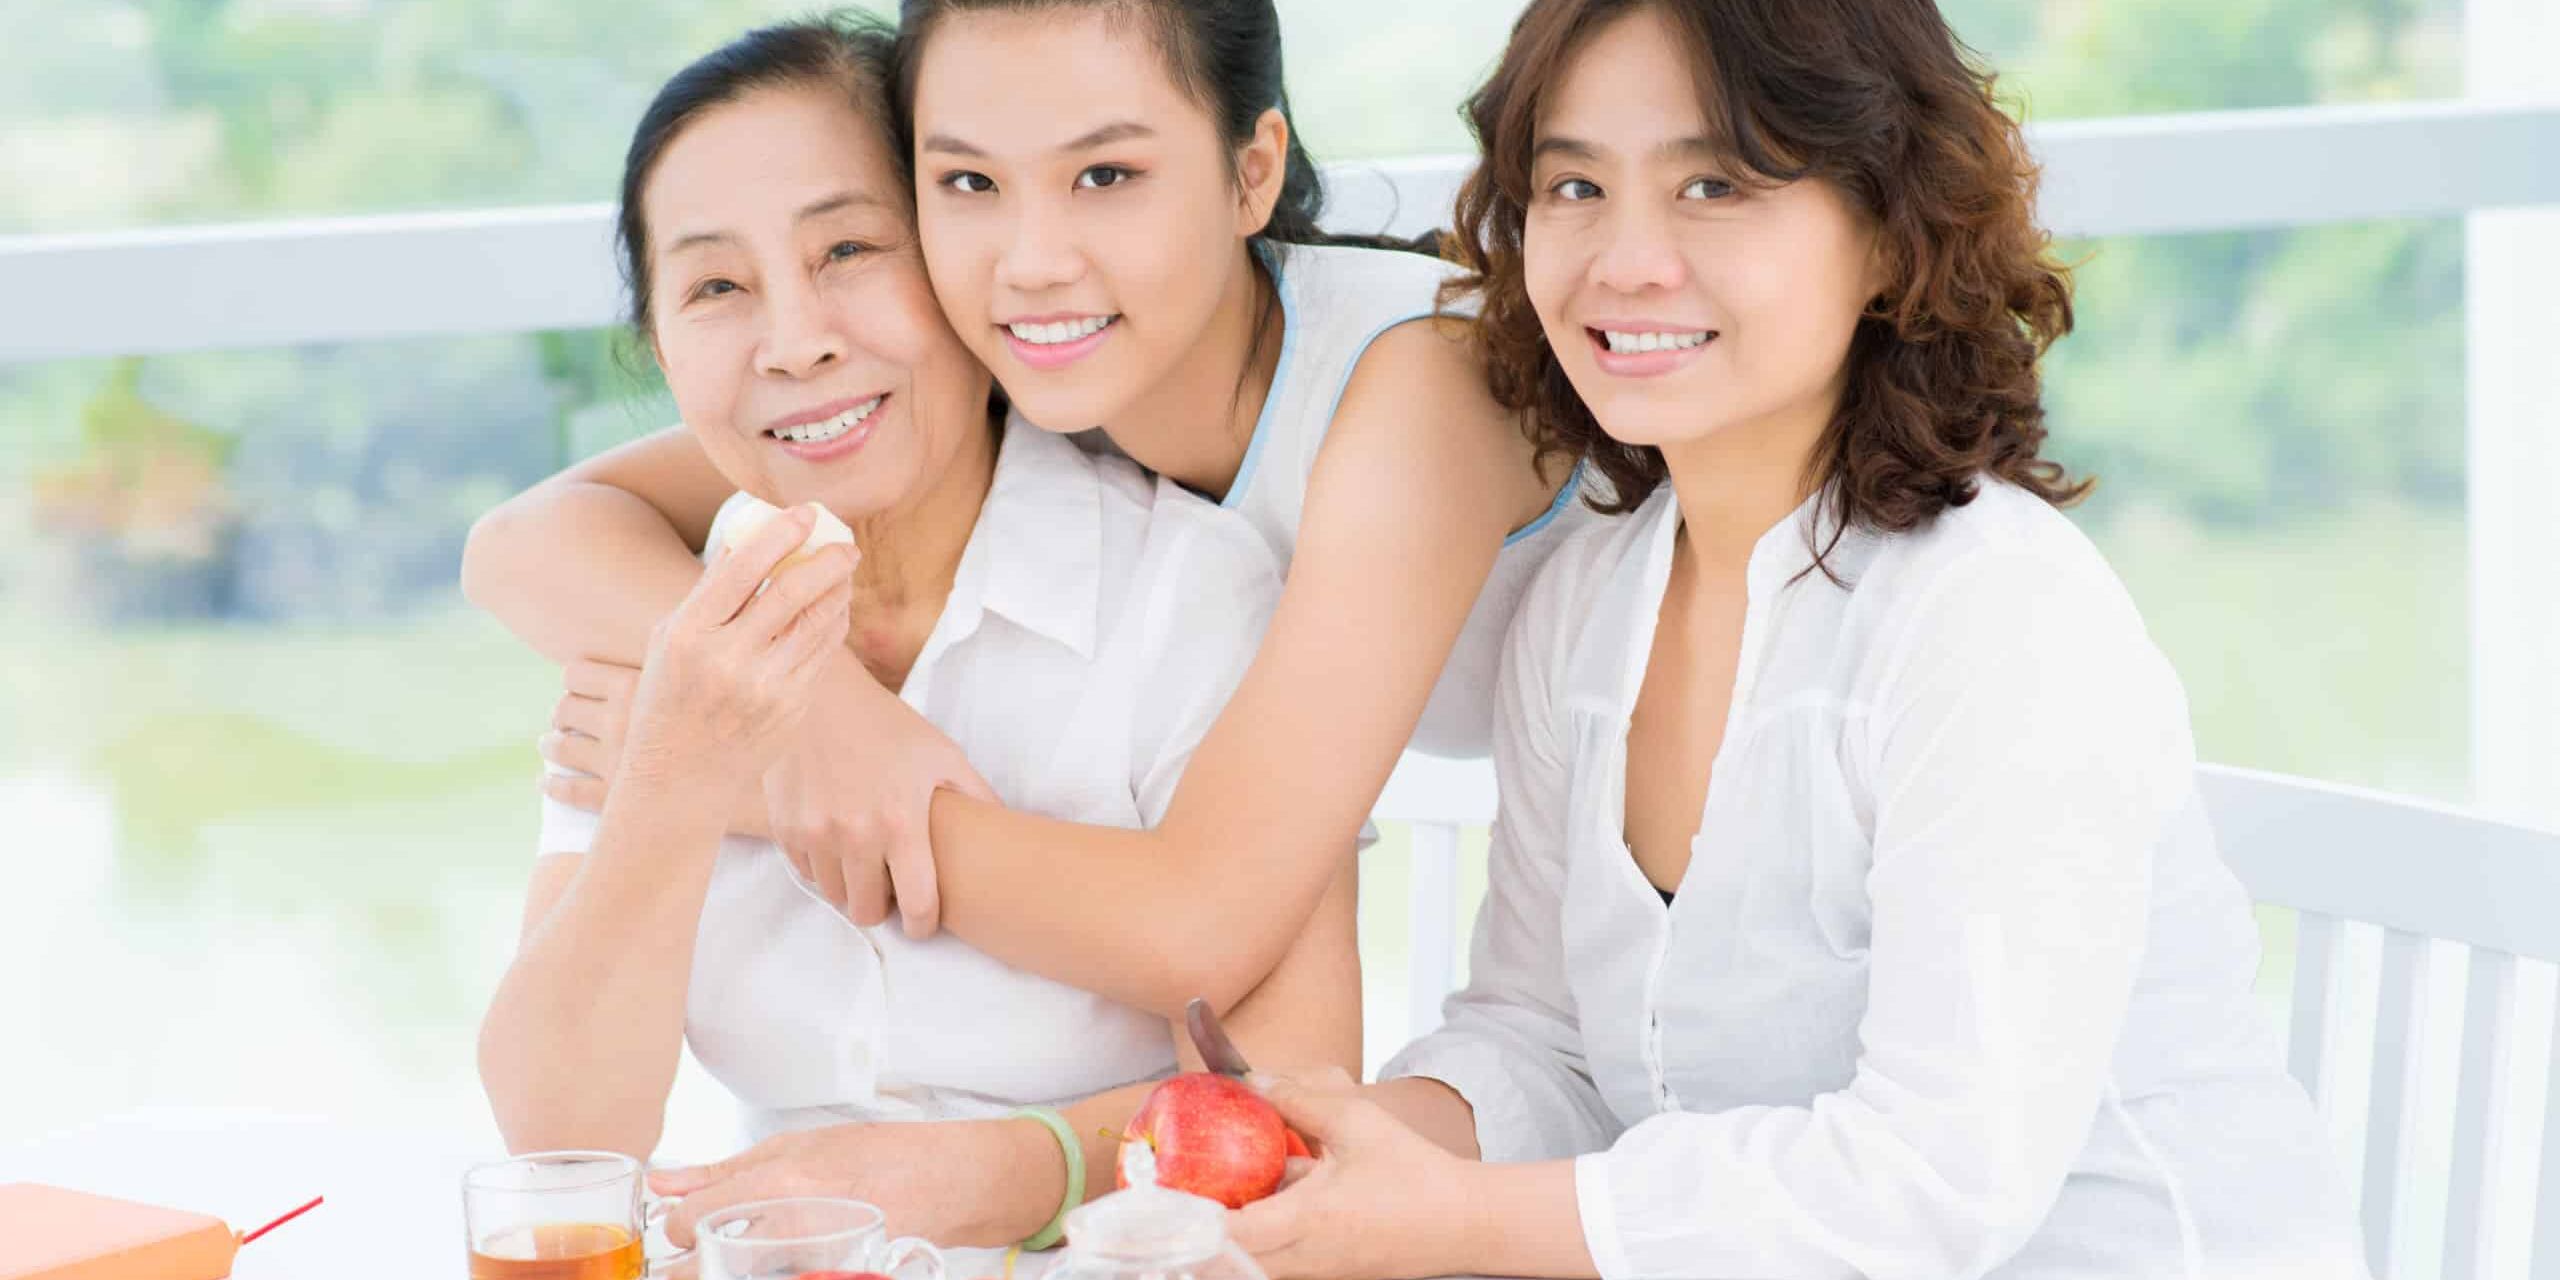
[1008,315,1115,345]
[772,397,881,445]
[1602,330,1713,354]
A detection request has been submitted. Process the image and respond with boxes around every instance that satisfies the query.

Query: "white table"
[3,1110,1034,1278]
[7,1111,1523,1279]
[6,1109,479,1278]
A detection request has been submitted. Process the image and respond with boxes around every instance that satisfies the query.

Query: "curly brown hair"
[1445,0,2089,540]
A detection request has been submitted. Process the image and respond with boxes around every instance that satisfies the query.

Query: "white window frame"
[0,100,2550,362]
[0,98,2555,810]
[2,98,2553,812]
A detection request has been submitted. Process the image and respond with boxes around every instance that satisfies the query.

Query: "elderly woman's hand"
[541,659,773,839]
[537,568,999,927]
[649,1117,1062,1251]
[614,504,856,794]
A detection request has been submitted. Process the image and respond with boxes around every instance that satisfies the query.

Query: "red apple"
[1115,1072,1312,1209]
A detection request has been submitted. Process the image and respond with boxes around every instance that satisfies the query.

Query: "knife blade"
[1184,997,1255,1080]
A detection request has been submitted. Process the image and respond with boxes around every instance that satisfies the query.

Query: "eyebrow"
[1532,134,1726,165]
[661,191,886,254]
[919,120,1157,158]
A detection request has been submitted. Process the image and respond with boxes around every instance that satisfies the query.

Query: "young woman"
[474,19,1360,1253]
[1226,2,2365,1277]
[460,0,1588,1031]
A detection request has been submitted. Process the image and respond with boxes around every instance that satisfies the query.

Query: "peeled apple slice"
[718,496,857,583]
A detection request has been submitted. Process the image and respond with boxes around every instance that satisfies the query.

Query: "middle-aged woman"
[1225,2,2367,1278]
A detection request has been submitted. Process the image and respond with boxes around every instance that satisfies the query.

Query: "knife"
[1184,997,1255,1080]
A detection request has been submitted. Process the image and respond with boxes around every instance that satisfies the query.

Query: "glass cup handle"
[878,1234,947,1280]
[642,1196,696,1277]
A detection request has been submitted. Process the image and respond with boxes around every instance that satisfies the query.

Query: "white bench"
[1372,755,2560,1280]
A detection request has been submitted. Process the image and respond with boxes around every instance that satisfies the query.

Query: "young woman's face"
[1523,6,1881,454]
[642,83,992,519]
[909,7,1263,433]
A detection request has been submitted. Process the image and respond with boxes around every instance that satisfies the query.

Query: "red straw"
[236,1196,325,1246]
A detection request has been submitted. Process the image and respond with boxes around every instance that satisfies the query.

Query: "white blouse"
[537,423,1281,1138]
[1386,480,2365,1279]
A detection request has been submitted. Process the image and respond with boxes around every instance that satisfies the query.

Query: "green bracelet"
[1009,1106,1085,1251]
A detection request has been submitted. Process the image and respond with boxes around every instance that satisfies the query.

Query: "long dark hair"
[891,0,1431,255]
[616,14,904,335]
[1449,0,2086,541]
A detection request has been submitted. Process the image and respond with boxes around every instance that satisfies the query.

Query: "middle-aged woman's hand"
[1226,1069,1480,1280]
[615,503,856,794]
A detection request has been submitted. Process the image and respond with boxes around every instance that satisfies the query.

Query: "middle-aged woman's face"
[1524,5,1882,452]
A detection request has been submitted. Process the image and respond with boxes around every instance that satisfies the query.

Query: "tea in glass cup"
[695,1197,944,1280]
[465,1151,684,1280]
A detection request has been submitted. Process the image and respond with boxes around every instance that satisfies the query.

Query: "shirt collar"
[1570,481,1873,713]
[936,419,1103,661]
[1746,485,1876,592]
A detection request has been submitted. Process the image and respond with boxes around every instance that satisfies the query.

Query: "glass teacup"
[694,1197,945,1280]
[464,1150,689,1279]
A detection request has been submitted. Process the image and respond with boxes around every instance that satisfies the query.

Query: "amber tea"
[468,1222,645,1280]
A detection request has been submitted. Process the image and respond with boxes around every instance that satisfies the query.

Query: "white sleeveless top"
[1219,242,1595,757]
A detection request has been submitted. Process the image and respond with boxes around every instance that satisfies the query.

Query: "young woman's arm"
[1030,855,1366,1236]
[930,322,1562,1014]
[460,427,731,666]
[468,324,1556,1016]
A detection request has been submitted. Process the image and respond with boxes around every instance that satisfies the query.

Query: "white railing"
[8,105,2554,820]
[1,100,2556,364]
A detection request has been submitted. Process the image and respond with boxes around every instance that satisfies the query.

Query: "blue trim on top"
[1310,304,1444,457]
[1221,241,1301,512]
[1233,240,1578,547]
[1505,459,1587,548]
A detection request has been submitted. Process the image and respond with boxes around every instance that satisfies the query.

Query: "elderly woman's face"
[642,83,992,520]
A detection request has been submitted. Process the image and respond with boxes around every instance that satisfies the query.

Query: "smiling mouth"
[1005,315,1120,346]
[767,396,885,445]
[1590,327,1717,354]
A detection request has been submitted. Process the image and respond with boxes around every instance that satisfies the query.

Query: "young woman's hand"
[616,505,856,793]
[758,665,996,936]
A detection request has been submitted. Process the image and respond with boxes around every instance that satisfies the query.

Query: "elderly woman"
[472,16,1355,1254]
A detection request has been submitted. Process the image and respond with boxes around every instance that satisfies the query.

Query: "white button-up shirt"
[1387,480,2365,1280]
[538,423,1280,1138]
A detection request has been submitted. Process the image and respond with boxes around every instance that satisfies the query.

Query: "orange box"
[0,1183,238,1280]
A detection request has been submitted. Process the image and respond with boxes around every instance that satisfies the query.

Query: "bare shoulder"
[1327,317,1564,527]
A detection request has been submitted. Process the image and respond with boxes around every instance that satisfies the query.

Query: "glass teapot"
[1042,1185,1269,1280]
